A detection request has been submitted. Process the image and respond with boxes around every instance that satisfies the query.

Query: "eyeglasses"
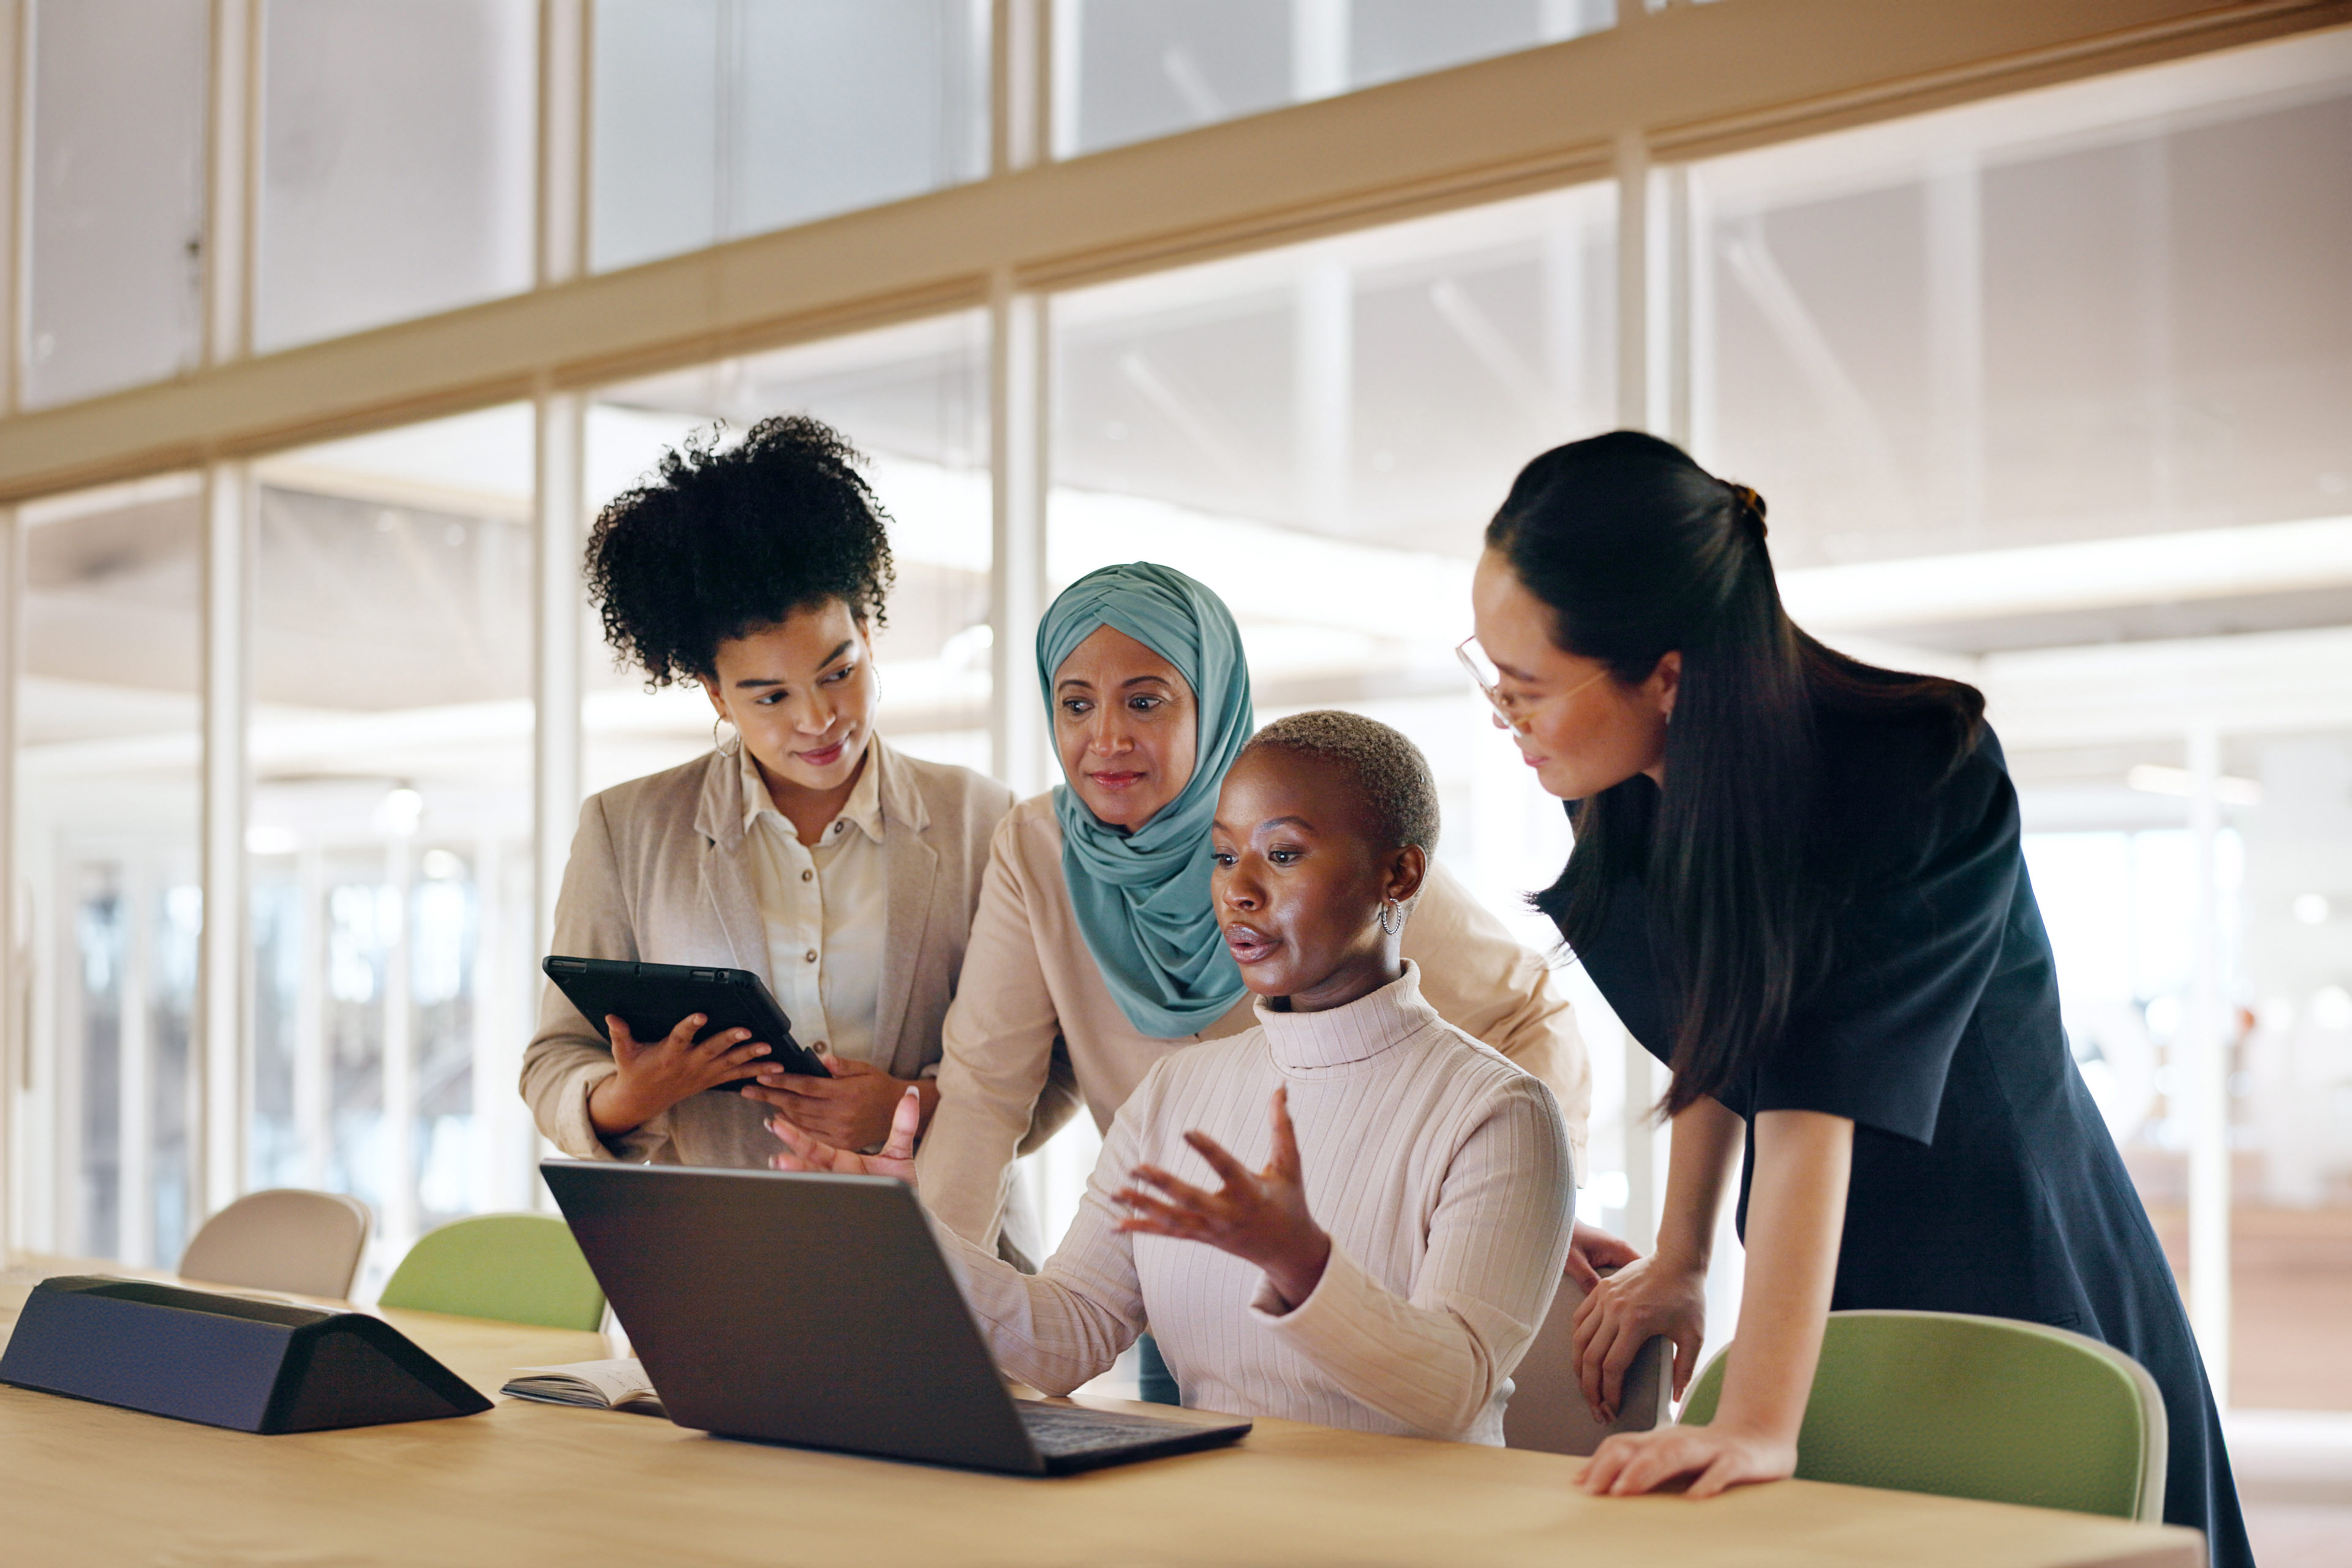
[1456,635,1610,736]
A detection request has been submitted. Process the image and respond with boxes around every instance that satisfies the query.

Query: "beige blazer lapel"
[691,748,772,989]
[873,741,938,1081]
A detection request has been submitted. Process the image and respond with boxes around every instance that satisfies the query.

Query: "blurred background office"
[2,2,2350,1553]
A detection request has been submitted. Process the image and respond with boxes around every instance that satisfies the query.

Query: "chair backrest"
[377,1213,606,1331]
[179,1188,374,1300]
[1504,1276,1672,1456]
[1679,1310,2168,1521]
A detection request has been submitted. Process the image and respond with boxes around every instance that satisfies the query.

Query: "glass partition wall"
[244,407,538,1275]
[1686,31,2352,1411]
[1,9,2346,1467]
[14,478,205,1264]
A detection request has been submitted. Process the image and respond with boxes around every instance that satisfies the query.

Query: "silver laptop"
[540,1160,1252,1474]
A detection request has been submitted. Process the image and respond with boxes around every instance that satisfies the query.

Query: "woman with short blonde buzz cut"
[772,713,1573,1444]
[905,561,1606,1310]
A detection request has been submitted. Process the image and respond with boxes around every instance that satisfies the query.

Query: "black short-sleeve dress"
[1567,710,2250,1566]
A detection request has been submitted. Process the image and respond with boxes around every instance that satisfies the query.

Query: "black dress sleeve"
[1754,736,2019,1144]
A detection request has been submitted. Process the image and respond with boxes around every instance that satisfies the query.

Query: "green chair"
[1679,1310,2167,1521]
[377,1213,607,1331]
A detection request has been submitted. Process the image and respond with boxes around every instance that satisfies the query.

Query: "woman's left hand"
[1117,1087,1332,1311]
[1578,1422,1796,1499]
[742,1054,932,1151]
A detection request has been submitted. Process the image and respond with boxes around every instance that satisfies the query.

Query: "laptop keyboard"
[1015,1401,1205,1458]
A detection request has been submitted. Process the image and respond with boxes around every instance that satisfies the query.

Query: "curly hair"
[1239,709,1441,856]
[585,413,896,687]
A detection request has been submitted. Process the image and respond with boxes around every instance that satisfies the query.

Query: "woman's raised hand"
[1115,1087,1332,1311]
[1570,1248,1708,1425]
[586,1014,772,1138]
[767,1084,922,1183]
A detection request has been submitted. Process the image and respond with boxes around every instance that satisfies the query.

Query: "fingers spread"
[1267,1088,1302,1172]
[1114,1193,1204,1240]
[1128,1163,1218,1210]
[1180,1131,1256,1190]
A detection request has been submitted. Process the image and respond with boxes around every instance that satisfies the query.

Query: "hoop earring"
[712,714,737,753]
[1378,899,1403,937]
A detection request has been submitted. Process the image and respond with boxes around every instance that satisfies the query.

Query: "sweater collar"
[1253,962,1431,1071]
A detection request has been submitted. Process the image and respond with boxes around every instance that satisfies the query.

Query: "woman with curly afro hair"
[521,414,1023,1190]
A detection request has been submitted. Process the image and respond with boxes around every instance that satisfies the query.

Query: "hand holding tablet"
[542,957,833,1138]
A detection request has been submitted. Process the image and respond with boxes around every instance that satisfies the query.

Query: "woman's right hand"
[768,1086,922,1183]
[586,1014,772,1137]
[1570,1248,1708,1425]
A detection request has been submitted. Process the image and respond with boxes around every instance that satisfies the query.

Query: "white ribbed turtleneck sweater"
[932,962,1573,1445]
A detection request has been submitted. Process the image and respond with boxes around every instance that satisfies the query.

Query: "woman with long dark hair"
[1469,431,2248,1564]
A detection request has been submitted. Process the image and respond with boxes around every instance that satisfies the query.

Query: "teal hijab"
[1039,562,1256,1039]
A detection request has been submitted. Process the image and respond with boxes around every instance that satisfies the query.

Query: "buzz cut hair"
[1240,709,1441,855]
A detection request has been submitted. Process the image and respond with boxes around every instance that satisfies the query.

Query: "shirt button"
[804,949,818,963]
[801,869,813,882]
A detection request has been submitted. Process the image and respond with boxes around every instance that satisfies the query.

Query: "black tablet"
[541,956,831,1089]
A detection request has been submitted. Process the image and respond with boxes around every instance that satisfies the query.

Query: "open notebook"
[500,1358,666,1419]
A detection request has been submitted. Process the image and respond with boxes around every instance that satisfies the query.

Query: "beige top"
[936,965,1573,1446]
[737,742,887,1068]
[917,791,1592,1251]
[520,737,1020,1170]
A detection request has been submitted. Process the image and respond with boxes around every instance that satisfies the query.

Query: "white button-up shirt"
[738,744,888,1069]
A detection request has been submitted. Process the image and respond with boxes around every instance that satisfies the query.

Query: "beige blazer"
[916,791,1594,1253]
[521,736,1016,1169]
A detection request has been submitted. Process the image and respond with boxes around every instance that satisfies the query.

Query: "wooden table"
[1,1254,2201,1567]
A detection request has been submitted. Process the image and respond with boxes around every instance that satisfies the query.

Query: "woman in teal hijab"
[1039,562,1256,1039]
[916,560,1599,1396]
